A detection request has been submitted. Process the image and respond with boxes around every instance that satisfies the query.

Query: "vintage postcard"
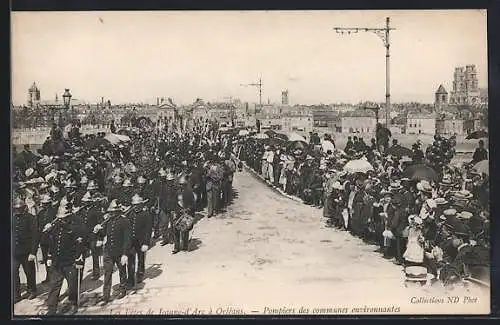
[11,10,490,317]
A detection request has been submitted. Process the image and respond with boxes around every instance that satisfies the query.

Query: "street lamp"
[63,89,72,109]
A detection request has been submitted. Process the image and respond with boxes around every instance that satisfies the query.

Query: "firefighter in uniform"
[13,198,38,303]
[121,178,135,204]
[126,194,153,286]
[37,193,57,284]
[172,176,195,254]
[159,170,177,246]
[79,191,104,280]
[94,199,132,305]
[44,198,87,315]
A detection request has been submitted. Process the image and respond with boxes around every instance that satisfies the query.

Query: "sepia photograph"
[11,10,490,317]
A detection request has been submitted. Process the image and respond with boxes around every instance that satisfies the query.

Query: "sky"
[11,10,488,106]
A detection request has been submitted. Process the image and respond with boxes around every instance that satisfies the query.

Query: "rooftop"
[435,84,448,94]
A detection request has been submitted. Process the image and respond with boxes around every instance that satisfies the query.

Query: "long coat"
[128,204,153,246]
[100,214,132,257]
[13,212,38,257]
[47,214,87,268]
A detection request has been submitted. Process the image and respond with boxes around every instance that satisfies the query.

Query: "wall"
[341,116,376,134]
[12,125,108,145]
[406,117,436,135]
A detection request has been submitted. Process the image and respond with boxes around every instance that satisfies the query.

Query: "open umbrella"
[287,140,308,151]
[385,144,413,157]
[472,159,489,175]
[402,164,438,182]
[253,133,269,139]
[287,132,306,142]
[466,130,488,140]
[274,133,289,141]
[343,159,374,174]
[105,133,131,144]
[238,129,249,136]
[85,137,111,150]
[321,140,335,153]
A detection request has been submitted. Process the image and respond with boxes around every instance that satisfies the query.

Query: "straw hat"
[434,197,448,205]
[13,197,25,209]
[80,176,88,184]
[426,198,437,209]
[457,211,473,220]
[453,190,473,200]
[399,156,413,163]
[113,175,123,183]
[332,181,343,190]
[122,179,133,187]
[440,208,457,221]
[87,180,98,190]
[389,181,403,191]
[166,171,175,181]
[40,194,52,204]
[416,180,433,193]
[137,176,147,184]
[178,175,187,184]
[306,155,314,161]
[440,175,453,186]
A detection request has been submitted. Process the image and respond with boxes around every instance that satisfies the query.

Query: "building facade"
[449,65,480,106]
[341,116,377,134]
[434,84,448,112]
[406,113,436,135]
[282,114,313,135]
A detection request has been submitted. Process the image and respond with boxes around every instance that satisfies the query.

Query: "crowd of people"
[12,120,238,315]
[11,120,491,315]
[237,127,490,288]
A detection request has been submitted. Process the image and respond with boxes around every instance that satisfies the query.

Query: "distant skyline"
[11,10,487,106]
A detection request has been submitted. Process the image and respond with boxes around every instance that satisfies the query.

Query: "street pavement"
[13,169,489,316]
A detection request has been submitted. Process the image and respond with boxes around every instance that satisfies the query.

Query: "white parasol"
[287,132,306,142]
[343,159,374,174]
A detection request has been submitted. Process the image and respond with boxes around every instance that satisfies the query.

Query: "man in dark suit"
[172,176,195,254]
[13,198,38,303]
[471,140,488,164]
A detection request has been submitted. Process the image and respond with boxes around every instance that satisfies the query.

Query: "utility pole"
[240,78,263,116]
[333,17,395,126]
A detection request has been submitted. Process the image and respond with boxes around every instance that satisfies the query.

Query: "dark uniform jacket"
[47,215,87,268]
[128,204,153,246]
[100,214,132,257]
[79,202,103,243]
[13,212,39,257]
[160,181,178,212]
[37,204,57,246]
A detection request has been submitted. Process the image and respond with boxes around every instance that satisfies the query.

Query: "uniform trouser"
[13,255,37,299]
[153,208,160,237]
[47,264,78,311]
[173,228,190,251]
[225,179,233,204]
[267,164,274,183]
[207,185,220,216]
[82,241,101,279]
[102,253,127,298]
[41,244,51,281]
[160,210,174,242]
[261,161,268,179]
[127,241,145,286]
